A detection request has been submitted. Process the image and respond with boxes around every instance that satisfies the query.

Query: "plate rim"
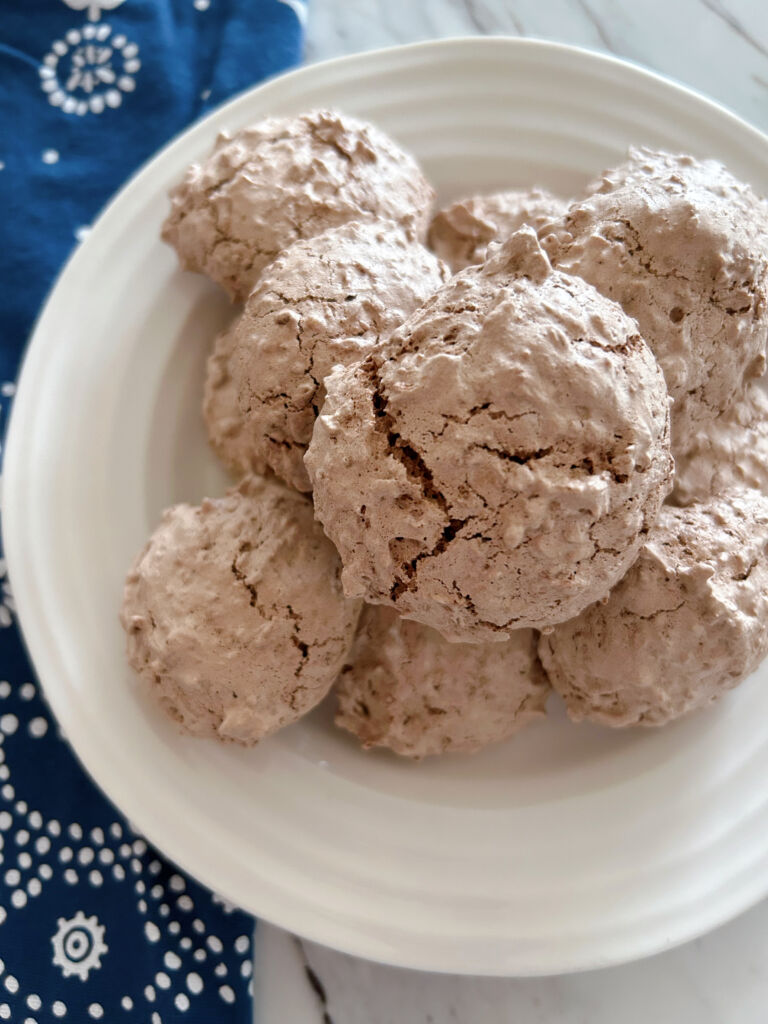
[4,35,768,976]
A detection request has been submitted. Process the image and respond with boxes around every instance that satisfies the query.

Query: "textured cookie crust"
[429,188,568,272]
[162,110,435,300]
[336,605,549,757]
[121,476,361,744]
[307,228,673,640]
[539,489,768,726]
[671,384,768,506]
[203,323,265,477]
[540,148,768,453]
[233,221,447,491]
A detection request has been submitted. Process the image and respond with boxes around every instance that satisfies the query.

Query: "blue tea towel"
[0,1,305,1020]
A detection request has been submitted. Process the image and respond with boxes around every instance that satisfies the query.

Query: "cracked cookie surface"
[120,476,361,744]
[539,488,768,727]
[232,220,448,491]
[539,148,768,454]
[306,227,673,640]
[335,605,550,757]
[162,110,435,300]
[428,188,568,272]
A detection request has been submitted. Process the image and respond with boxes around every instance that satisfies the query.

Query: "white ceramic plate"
[5,38,768,976]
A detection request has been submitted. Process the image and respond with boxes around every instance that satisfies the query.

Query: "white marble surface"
[253,2,768,1021]
[304,0,768,132]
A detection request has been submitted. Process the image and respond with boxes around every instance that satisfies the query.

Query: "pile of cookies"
[121,109,768,758]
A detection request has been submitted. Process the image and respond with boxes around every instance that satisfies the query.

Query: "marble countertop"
[304,0,768,132]
[254,2,768,1021]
